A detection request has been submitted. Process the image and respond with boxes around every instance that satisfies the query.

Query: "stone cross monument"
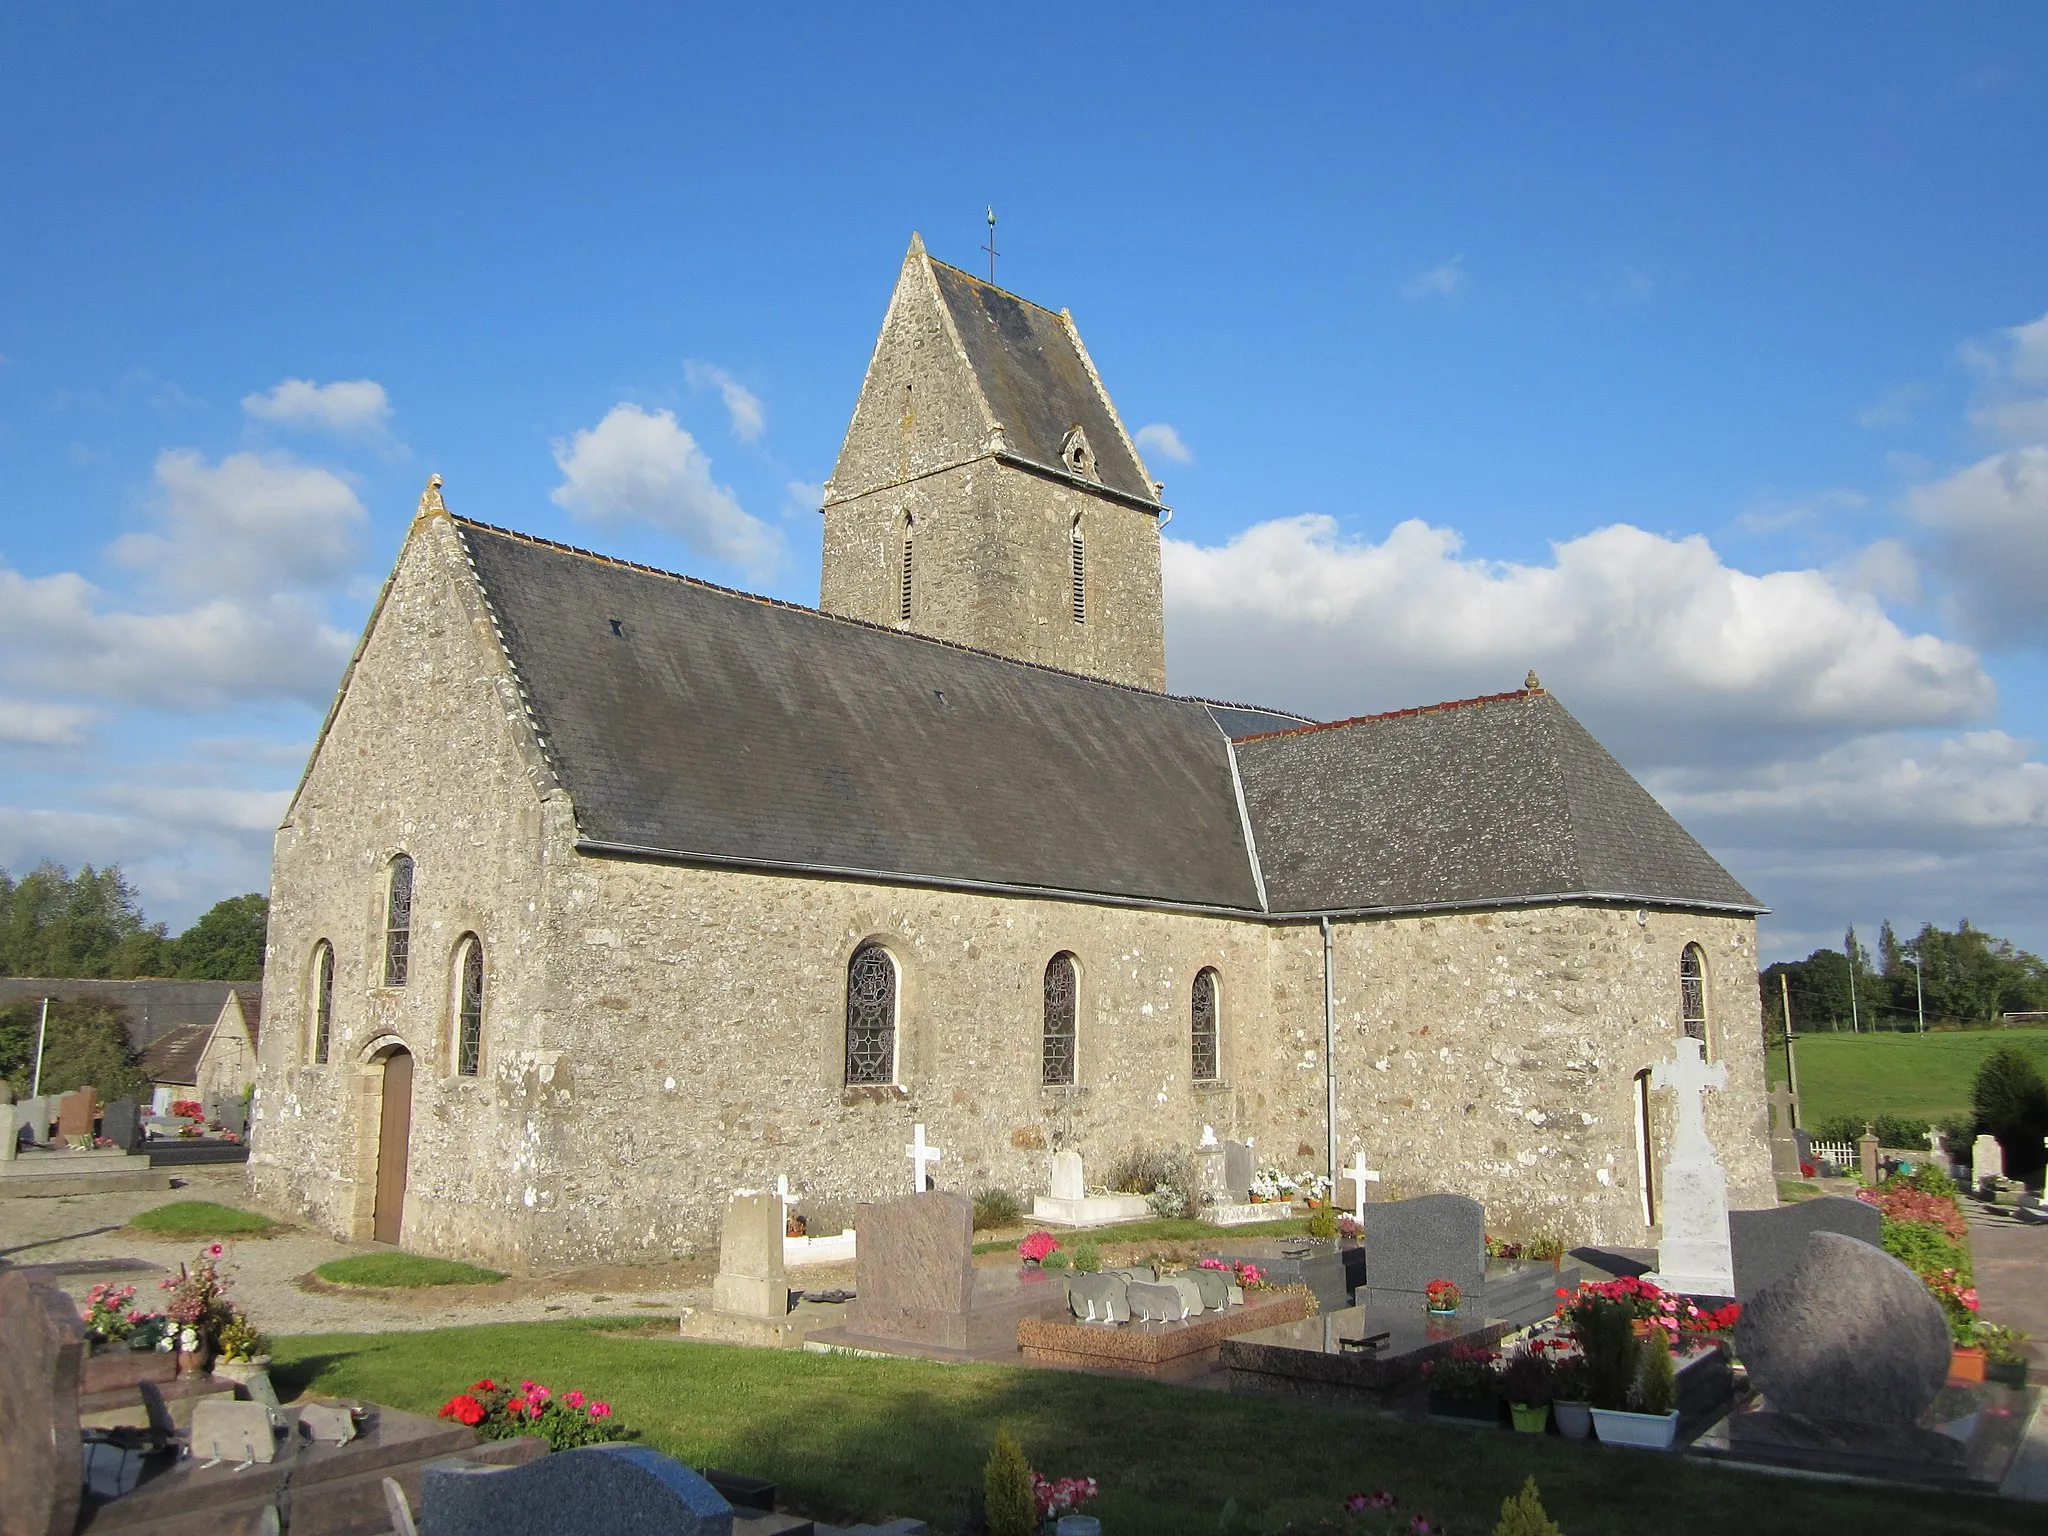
[906,1124,943,1193]
[1767,1083,1801,1177]
[1644,1036,1735,1297]
[1341,1149,1381,1223]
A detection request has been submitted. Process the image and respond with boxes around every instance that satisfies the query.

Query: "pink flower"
[207,1243,224,1258]
[564,1390,585,1408]
[589,1401,612,1419]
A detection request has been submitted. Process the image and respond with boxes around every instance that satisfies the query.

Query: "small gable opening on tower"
[1060,426,1097,482]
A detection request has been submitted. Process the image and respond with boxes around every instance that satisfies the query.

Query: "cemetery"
[4,1080,252,1202]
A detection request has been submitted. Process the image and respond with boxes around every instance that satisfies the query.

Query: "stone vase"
[176,1345,212,1378]
[212,1355,280,1411]
[1552,1400,1593,1440]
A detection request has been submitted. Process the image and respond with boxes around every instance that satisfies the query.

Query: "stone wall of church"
[246,514,568,1270]
[821,461,1166,691]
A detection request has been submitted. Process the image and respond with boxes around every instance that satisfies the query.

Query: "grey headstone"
[1729,1196,1882,1302]
[1194,1146,1229,1203]
[191,1399,278,1464]
[1360,1193,1485,1295]
[1048,1149,1085,1202]
[1189,1267,1232,1310]
[1126,1280,1188,1322]
[1162,1273,1206,1315]
[101,1099,141,1153]
[422,1444,733,1536]
[1223,1141,1254,1202]
[17,1095,49,1146]
[1792,1129,1813,1166]
[219,1098,249,1139]
[1065,1273,1130,1324]
[1735,1232,1950,1426]
[299,1403,358,1446]
[711,1193,788,1320]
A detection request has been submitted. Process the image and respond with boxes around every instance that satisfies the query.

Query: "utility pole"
[1912,952,1926,1033]
[1847,928,1860,1034]
[1780,972,1800,1127]
[30,997,49,1099]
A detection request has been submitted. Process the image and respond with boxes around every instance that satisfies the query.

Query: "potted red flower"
[1424,1279,1461,1315]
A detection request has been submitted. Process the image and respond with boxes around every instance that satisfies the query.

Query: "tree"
[167,894,268,982]
[0,998,150,1101]
[1494,1477,1565,1536]
[1971,1046,2048,1184]
[0,862,167,978]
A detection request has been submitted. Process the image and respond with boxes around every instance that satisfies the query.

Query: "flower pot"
[1426,1392,1501,1425]
[1426,1305,1459,1316]
[212,1356,280,1411]
[1949,1347,1988,1384]
[1510,1402,1551,1434]
[1590,1407,1680,1449]
[1553,1400,1593,1441]
[1987,1358,2029,1389]
[176,1347,212,1379]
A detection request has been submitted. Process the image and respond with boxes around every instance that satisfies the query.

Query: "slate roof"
[1232,690,1763,915]
[927,260,1157,504]
[0,979,245,1055]
[140,1024,208,1085]
[459,521,1263,911]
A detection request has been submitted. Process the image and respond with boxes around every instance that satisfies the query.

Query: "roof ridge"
[451,514,1285,714]
[925,254,1067,318]
[1230,686,1544,743]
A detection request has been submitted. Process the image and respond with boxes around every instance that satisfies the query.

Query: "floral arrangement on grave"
[81,1283,171,1352]
[1547,1349,1591,1407]
[1569,1293,1640,1411]
[1419,1342,1500,1401]
[1249,1169,1290,1203]
[437,1378,630,1451]
[1306,1203,1340,1242]
[1923,1268,1981,1346]
[1031,1470,1100,1525]
[1523,1233,1567,1265]
[217,1312,270,1364]
[1337,1213,1361,1240]
[1199,1257,1271,1291]
[1295,1171,1332,1205]
[1500,1345,1555,1409]
[170,1099,204,1121]
[1979,1323,2030,1366]
[1553,1275,1738,1346]
[159,1242,239,1359]
[1424,1278,1461,1313]
[1485,1235,1525,1261]
[1017,1231,1060,1265]
[786,1211,807,1239]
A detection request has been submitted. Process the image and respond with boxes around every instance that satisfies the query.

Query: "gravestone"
[56,1086,98,1144]
[1732,1233,1957,1469]
[1048,1149,1085,1202]
[1338,1149,1381,1219]
[1360,1193,1485,1296]
[1223,1140,1254,1202]
[710,1194,788,1319]
[218,1097,249,1140]
[905,1122,943,1192]
[832,1190,1063,1355]
[422,1443,734,1536]
[1066,1273,1130,1324]
[1728,1196,1882,1302]
[1194,1135,1229,1205]
[0,1081,13,1163]
[191,1399,279,1464]
[15,1095,49,1148]
[1972,1134,2004,1187]
[1161,1273,1207,1315]
[0,1268,86,1536]
[1858,1125,1880,1186]
[1767,1085,1801,1177]
[1643,1037,1735,1297]
[1792,1128,1813,1168]
[151,1084,172,1116]
[1126,1280,1188,1322]
[101,1098,141,1153]
[1189,1267,1232,1311]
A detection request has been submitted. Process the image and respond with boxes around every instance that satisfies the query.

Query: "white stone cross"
[1924,1129,1944,1156]
[906,1123,943,1193]
[1650,1036,1726,1160]
[1200,1125,1219,1148]
[1344,1149,1381,1223]
[775,1173,792,1225]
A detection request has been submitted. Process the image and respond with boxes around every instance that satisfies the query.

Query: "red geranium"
[438,1394,487,1427]
[1017,1231,1060,1263]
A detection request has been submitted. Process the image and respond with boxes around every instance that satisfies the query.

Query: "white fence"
[1808,1140,1857,1167]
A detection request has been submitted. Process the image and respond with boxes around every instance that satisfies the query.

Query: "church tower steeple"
[819,235,1168,691]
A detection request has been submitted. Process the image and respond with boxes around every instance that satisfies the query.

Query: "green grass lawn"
[1766,1026,2048,1130]
[972,1213,1311,1254]
[313,1253,506,1288]
[126,1200,277,1239]
[269,1321,2034,1535]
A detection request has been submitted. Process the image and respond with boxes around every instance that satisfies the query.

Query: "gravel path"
[0,1170,744,1335]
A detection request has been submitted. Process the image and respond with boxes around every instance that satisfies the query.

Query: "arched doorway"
[373,1047,414,1245]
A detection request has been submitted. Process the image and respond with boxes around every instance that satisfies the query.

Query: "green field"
[268,1321,2035,1536]
[1765,1026,2048,1129]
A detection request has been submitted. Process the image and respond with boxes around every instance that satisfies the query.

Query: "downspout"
[1322,917,1337,1188]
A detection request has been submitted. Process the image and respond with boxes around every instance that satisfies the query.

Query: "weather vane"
[982,206,999,285]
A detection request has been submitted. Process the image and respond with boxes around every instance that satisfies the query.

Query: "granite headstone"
[421,1443,734,1536]
[101,1098,141,1153]
[1360,1193,1485,1296]
[1223,1141,1254,1202]
[1066,1273,1130,1324]
[1972,1134,2004,1187]
[0,1268,86,1536]
[1729,1195,1882,1302]
[1126,1280,1188,1322]
[55,1086,98,1143]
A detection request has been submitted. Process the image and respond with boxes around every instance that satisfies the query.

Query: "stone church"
[248,236,1774,1269]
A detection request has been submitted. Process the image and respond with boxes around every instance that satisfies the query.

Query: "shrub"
[1493,1477,1564,1536]
[972,1187,1023,1231]
[1500,1348,1553,1408]
[1979,1322,2030,1365]
[1629,1335,1677,1416]
[1070,1240,1103,1274]
[1524,1233,1567,1263]
[1813,1113,1932,1149]
[1305,1204,1338,1241]
[983,1428,1036,1536]
[1972,1048,2048,1180]
[1040,1248,1069,1271]
[1574,1297,1639,1411]
[1104,1144,1176,1194]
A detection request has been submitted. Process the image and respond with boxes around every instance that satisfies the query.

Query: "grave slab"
[1204,1238,1365,1314]
[422,1443,733,1536]
[1019,1288,1313,1379]
[1031,1151,1150,1227]
[1222,1300,1513,1405]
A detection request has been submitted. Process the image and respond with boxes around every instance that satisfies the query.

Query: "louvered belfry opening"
[1070,523,1086,623]
[898,527,914,624]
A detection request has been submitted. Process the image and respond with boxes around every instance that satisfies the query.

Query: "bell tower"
[819,236,1169,692]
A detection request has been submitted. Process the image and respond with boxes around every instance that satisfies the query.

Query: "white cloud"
[1734,488,1867,534]
[114,449,366,600]
[0,700,95,747]
[1905,445,2048,647]
[551,403,781,577]
[241,378,392,436]
[1402,255,1467,301]
[1856,383,1926,430]
[1136,423,1193,465]
[1163,515,1991,766]
[1970,397,2048,443]
[2008,311,2048,387]
[785,480,826,514]
[683,360,766,442]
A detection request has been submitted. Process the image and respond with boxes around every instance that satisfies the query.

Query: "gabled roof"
[458,520,1263,911]
[925,259,1158,504]
[140,1024,208,1085]
[1231,688,1762,915]
[0,979,246,1055]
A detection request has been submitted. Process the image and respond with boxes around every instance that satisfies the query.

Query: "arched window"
[455,936,484,1077]
[845,943,898,1085]
[1191,967,1221,1082]
[1042,953,1078,1086]
[1069,517,1086,624]
[897,517,915,624]
[1680,944,1708,1052]
[383,854,414,987]
[310,941,334,1065]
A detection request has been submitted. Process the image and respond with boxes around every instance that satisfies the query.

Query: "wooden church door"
[373,1048,414,1245]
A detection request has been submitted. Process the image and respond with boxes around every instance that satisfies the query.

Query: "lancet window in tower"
[1680,944,1708,1052]
[1070,518,1086,624]
[311,941,334,1064]
[1191,968,1220,1082]
[383,855,414,987]
[897,518,915,624]
[845,943,899,1085]
[456,936,485,1077]
[1042,953,1078,1086]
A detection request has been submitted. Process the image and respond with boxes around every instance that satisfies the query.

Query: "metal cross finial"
[982,207,999,285]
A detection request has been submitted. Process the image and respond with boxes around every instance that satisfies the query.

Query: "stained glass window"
[1680,944,1708,1050]
[383,855,414,987]
[846,944,897,1085]
[457,938,484,1077]
[1043,953,1078,1086]
[1192,968,1220,1082]
[312,942,333,1064]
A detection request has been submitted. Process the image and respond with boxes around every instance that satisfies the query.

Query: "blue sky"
[2,5,2045,961]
